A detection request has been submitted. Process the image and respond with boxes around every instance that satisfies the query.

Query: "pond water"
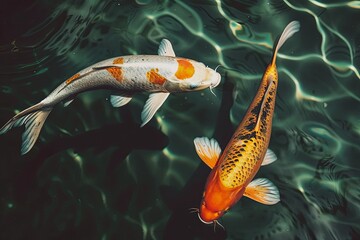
[1,0,359,239]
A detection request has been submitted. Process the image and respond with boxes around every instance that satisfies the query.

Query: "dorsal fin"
[255,80,274,131]
[158,39,176,57]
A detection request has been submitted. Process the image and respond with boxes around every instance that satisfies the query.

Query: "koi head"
[187,67,221,92]
[165,62,221,93]
[196,171,238,226]
[198,199,226,223]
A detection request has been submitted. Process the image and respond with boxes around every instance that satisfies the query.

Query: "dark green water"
[1,0,360,239]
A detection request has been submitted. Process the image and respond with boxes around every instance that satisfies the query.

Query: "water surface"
[1,0,360,239]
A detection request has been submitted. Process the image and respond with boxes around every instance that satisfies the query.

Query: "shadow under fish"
[3,109,168,205]
[162,75,235,240]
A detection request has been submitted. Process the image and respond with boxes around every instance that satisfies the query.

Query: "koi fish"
[192,21,300,227]
[0,39,221,155]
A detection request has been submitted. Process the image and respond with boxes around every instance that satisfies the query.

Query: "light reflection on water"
[0,0,359,239]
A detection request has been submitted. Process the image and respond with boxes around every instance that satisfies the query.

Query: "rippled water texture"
[1,0,360,239]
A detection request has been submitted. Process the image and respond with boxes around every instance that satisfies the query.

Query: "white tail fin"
[0,103,52,155]
[271,21,300,66]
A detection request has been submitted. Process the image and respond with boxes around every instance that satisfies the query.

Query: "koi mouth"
[189,208,213,224]
[197,213,213,225]
[189,207,225,231]
[197,213,225,231]
[209,71,221,96]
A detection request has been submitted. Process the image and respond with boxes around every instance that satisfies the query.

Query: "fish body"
[43,55,216,105]
[193,21,300,225]
[1,39,221,155]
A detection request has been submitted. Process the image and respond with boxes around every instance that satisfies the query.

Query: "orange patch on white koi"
[106,67,123,82]
[65,73,81,85]
[146,68,166,85]
[175,59,195,80]
[113,57,124,64]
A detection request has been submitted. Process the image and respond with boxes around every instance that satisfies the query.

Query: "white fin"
[261,149,277,166]
[140,92,170,127]
[158,39,176,57]
[244,178,280,205]
[271,21,300,66]
[64,99,74,107]
[0,103,52,155]
[110,95,132,107]
[193,137,221,169]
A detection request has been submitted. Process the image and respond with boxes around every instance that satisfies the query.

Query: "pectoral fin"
[110,95,132,107]
[140,92,170,127]
[244,178,280,205]
[193,137,221,169]
[158,39,176,57]
[261,149,277,166]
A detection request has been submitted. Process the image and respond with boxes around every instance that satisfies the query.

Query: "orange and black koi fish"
[192,21,300,227]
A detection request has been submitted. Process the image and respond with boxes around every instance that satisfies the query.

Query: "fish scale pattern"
[219,68,278,189]
[219,134,266,188]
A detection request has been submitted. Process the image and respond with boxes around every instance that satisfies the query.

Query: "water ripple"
[1,0,360,239]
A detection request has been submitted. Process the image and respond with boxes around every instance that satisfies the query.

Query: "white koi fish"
[0,39,221,155]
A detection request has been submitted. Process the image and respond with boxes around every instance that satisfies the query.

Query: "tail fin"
[0,103,52,155]
[271,21,300,66]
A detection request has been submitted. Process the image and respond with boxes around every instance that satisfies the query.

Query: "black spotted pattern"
[219,66,278,188]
